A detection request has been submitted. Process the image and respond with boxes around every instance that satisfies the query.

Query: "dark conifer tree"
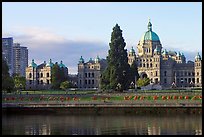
[101,24,131,92]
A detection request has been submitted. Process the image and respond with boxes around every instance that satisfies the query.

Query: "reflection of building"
[77,56,107,89]
[2,37,14,75]
[128,19,202,88]
[26,59,68,90]
[147,126,161,135]
[13,43,28,77]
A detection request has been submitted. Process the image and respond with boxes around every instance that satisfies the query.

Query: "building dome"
[95,55,100,63]
[46,59,54,67]
[28,59,37,68]
[140,19,160,42]
[177,51,181,57]
[79,56,84,63]
[59,60,66,68]
[195,52,201,60]
[130,46,135,53]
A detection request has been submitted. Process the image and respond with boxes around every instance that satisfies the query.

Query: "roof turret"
[95,55,100,63]
[46,59,54,67]
[28,59,37,68]
[195,52,201,60]
[59,60,66,68]
[79,56,84,63]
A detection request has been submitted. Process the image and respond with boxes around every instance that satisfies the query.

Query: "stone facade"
[26,59,68,90]
[128,20,202,88]
[77,56,107,89]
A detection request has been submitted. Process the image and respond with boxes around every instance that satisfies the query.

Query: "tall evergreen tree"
[2,59,14,92]
[101,24,131,92]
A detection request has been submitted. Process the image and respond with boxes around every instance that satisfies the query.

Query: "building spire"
[148,18,152,31]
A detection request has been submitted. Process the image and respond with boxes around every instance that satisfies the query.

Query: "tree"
[51,62,68,89]
[13,74,26,91]
[2,59,14,92]
[100,24,131,92]
[129,60,139,85]
[136,78,150,87]
[60,81,72,91]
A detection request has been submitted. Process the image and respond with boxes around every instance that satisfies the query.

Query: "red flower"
[185,96,189,99]
[153,96,158,100]
[162,96,166,100]
[167,96,171,100]
[140,96,144,100]
[179,96,183,99]
[173,96,177,100]
[92,96,97,100]
[134,96,139,100]
[66,97,70,101]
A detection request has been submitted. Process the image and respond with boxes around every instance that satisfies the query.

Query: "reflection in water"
[2,114,202,135]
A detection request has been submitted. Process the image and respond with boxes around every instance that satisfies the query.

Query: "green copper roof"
[130,47,135,53]
[79,56,84,63]
[59,61,66,68]
[46,59,54,67]
[29,59,37,68]
[195,52,201,60]
[177,52,181,57]
[162,49,168,55]
[95,55,100,63]
[140,19,160,42]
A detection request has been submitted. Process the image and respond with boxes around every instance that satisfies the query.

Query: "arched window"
[92,73,94,78]
[40,73,43,78]
[147,63,149,68]
[92,80,94,84]
[41,80,43,84]
[155,71,158,76]
[143,63,145,67]
[197,78,199,83]
[29,73,32,78]
[150,63,152,67]
[47,73,49,77]
[47,80,49,84]
[197,72,199,76]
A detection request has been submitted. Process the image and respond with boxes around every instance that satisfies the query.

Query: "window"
[47,80,49,84]
[29,80,32,84]
[188,78,191,83]
[164,71,167,76]
[85,80,87,85]
[197,78,199,83]
[80,80,81,85]
[143,63,145,67]
[147,63,149,68]
[185,78,187,83]
[151,72,153,76]
[41,80,43,84]
[41,73,43,78]
[47,73,49,77]
[85,73,87,78]
[88,80,91,84]
[192,72,195,76]
[92,73,94,78]
[29,73,32,78]
[37,73,39,78]
[155,71,158,76]
[188,72,191,76]
[155,64,157,67]
[92,80,94,84]
[150,63,152,67]
[88,73,91,78]
[185,72,187,76]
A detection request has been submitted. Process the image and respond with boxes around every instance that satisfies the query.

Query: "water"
[2,113,202,135]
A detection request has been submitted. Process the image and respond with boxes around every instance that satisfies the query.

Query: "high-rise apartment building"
[13,43,28,77]
[2,37,14,76]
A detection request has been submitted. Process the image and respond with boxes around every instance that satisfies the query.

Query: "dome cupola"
[140,19,160,43]
[59,60,66,68]
[29,59,37,68]
[95,55,100,63]
[79,56,84,63]
[46,59,54,67]
[195,52,201,60]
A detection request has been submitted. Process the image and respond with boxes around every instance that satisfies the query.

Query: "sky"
[2,2,202,74]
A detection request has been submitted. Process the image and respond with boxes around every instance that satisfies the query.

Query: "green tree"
[60,81,72,91]
[100,24,131,92]
[13,74,26,91]
[51,62,68,89]
[129,60,139,88]
[136,78,150,87]
[2,59,14,92]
